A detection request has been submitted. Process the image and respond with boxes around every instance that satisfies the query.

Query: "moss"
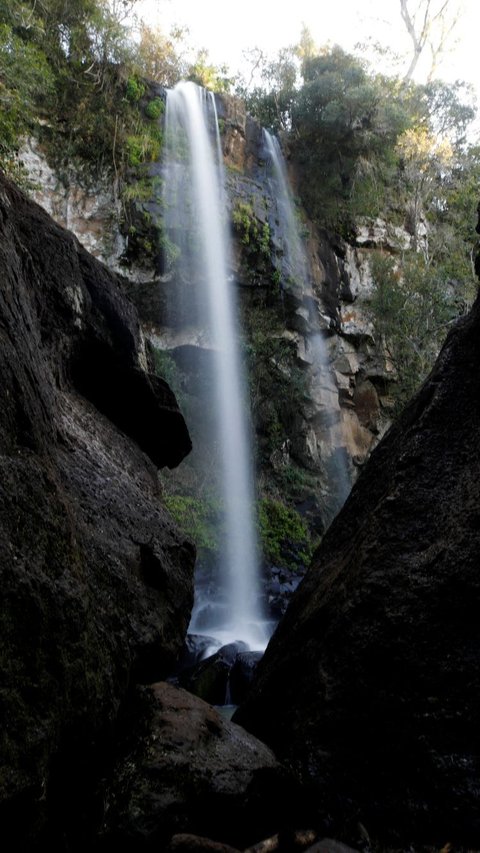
[258,498,315,570]
[145,98,164,121]
[125,127,162,167]
[126,77,145,103]
[232,201,255,246]
[151,348,182,396]
[163,495,220,553]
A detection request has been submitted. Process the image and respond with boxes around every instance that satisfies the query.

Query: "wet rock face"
[235,291,480,846]
[0,174,195,846]
[18,106,395,527]
[102,682,291,850]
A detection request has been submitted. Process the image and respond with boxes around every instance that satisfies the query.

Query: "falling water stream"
[164,82,271,652]
[263,129,351,512]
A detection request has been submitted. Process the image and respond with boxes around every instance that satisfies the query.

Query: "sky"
[133,0,480,94]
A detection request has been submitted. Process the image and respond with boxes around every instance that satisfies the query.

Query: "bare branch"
[400,0,461,80]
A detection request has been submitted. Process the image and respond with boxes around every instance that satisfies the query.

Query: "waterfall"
[263,131,309,288]
[163,82,270,651]
[263,129,351,513]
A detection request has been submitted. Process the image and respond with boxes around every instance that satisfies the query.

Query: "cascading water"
[263,131,309,288]
[263,129,351,512]
[163,82,270,651]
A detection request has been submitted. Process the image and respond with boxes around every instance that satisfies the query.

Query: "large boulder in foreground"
[0,174,195,846]
[101,682,290,850]
[235,288,480,846]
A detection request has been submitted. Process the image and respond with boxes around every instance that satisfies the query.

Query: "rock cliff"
[0,172,195,846]
[235,282,480,844]
[19,97,399,533]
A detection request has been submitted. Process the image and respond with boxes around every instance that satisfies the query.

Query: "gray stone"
[235,288,480,846]
[102,682,291,849]
[0,173,195,847]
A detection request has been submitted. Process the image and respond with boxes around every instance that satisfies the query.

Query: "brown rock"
[165,833,240,852]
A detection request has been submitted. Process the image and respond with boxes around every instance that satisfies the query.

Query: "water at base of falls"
[188,583,276,655]
[164,81,271,654]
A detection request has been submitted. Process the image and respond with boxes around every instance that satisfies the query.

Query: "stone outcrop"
[18,104,397,532]
[217,96,396,525]
[235,287,480,846]
[18,137,125,269]
[0,173,195,847]
[101,682,291,850]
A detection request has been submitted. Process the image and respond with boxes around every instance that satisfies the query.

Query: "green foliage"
[126,76,145,103]
[258,498,315,569]
[159,229,181,271]
[292,49,413,227]
[188,48,233,93]
[144,97,164,121]
[121,174,161,203]
[125,125,162,167]
[368,251,470,411]
[151,347,183,398]
[163,495,220,552]
[0,0,184,187]
[232,201,271,257]
[238,46,299,132]
[244,299,308,462]
[245,38,477,237]
[233,201,255,245]
[0,21,54,176]
[134,22,188,87]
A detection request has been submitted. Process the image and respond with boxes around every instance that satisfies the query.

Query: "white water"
[264,129,351,511]
[263,130,309,288]
[164,82,270,651]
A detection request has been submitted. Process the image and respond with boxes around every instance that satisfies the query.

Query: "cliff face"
[235,283,480,845]
[19,98,399,531]
[218,97,396,521]
[0,173,195,845]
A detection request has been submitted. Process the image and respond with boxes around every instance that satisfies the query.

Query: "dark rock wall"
[0,174,195,846]
[235,286,480,845]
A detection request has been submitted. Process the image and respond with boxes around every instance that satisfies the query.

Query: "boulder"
[102,682,291,850]
[0,174,195,847]
[235,288,480,846]
[179,642,249,705]
[165,835,240,853]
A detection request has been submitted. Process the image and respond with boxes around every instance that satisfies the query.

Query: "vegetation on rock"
[1,0,478,573]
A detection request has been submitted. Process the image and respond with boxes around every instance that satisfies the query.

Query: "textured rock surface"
[18,137,126,269]
[19,106,396,528]
[101,682,291,850]
[0,173,195,846]
[235,291,480,845]
[218,96,393,517]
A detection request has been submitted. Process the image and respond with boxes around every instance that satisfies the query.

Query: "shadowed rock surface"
[0,174,195,847]
[235,287,480,845]
[101,682,291,850]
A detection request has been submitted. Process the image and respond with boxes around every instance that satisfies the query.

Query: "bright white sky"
[134,0,480,94]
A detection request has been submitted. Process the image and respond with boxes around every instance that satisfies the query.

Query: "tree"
[399,0,462,81]
[188,48,233,93]
[369,252,465,410]
[395,125,454,249]
[290,47,413,225]
[135,22,186,87]
[238,46,299,131]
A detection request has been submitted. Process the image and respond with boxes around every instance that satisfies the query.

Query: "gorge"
[1,11,480,848]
